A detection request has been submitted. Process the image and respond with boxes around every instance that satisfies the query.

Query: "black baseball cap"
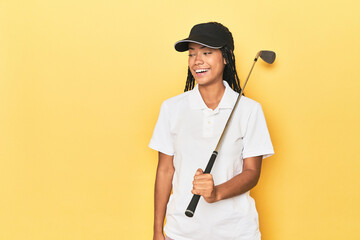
[174,22,234,52]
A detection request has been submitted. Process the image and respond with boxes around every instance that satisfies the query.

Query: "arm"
[192,155,262,203]
[154,152,175,239]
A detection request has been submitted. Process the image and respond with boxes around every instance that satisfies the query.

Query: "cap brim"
[174,37,223,52]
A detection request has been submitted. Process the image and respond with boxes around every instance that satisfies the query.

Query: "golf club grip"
[185,151,218,217]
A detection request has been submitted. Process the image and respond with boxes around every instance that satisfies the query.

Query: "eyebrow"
[189,46,207,50]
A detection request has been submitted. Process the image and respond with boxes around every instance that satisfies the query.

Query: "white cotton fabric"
[149,81,274,240]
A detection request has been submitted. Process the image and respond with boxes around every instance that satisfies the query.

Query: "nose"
[194,53,204,65]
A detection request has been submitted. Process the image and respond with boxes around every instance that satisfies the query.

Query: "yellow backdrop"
[1,0,359,239]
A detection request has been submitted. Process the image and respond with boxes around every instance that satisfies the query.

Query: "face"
[188,42,226,87]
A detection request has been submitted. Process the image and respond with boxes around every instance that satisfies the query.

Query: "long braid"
[184,68,193,92]
[184,22,242,94]
[221,47,242,94]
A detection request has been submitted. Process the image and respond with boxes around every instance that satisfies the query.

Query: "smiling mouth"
[195,69,209,74]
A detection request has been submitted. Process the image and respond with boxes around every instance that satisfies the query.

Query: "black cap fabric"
[174,22,234,52]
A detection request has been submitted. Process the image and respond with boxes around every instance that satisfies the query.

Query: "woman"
[149,22,274,240]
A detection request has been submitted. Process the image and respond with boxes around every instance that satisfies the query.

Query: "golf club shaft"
[185,52,261,218]
[214,52,260,151]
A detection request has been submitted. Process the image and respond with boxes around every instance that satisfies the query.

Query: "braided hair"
[184,22,242,94]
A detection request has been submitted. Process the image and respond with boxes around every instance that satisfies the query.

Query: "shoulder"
[238,96,262,113]
[224,82,261,111]
[161,90,192,110]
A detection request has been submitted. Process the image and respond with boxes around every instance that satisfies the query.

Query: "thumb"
[195,168,203,175]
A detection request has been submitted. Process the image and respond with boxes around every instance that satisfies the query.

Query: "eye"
[188,53,195,57]
[204,52,212,55]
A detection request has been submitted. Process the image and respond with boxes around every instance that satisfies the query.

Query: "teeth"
[195,69,208,73]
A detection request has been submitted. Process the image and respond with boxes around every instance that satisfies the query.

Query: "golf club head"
[259,51,276,64]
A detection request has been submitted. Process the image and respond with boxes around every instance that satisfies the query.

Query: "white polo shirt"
[149,81,274,240]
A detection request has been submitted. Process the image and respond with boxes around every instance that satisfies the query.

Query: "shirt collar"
[189,80,239,110]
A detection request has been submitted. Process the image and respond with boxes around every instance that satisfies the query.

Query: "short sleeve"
[148,101,175,156]
[243,103,274,159]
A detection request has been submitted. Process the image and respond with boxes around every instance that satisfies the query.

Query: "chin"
[195,80,209,86]
[195,78,220,87]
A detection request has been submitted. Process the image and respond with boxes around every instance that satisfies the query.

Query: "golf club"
[185,50,276,218]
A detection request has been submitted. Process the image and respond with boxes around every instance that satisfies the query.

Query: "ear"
[223,58,227,65]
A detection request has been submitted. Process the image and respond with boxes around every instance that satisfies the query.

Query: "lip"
[194,68,210,76]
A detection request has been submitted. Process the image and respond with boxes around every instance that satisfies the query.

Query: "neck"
[198,80,225,110]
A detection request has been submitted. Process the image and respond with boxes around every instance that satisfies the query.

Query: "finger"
[194,173,213,180]
[191,189,201,195]
[195,168,203,175]
[193,181,212,189]
[193,178,213,186]
[193,185,212,190]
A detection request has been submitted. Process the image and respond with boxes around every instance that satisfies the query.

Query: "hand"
[153,232,165,240]
[191,168,218,203]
